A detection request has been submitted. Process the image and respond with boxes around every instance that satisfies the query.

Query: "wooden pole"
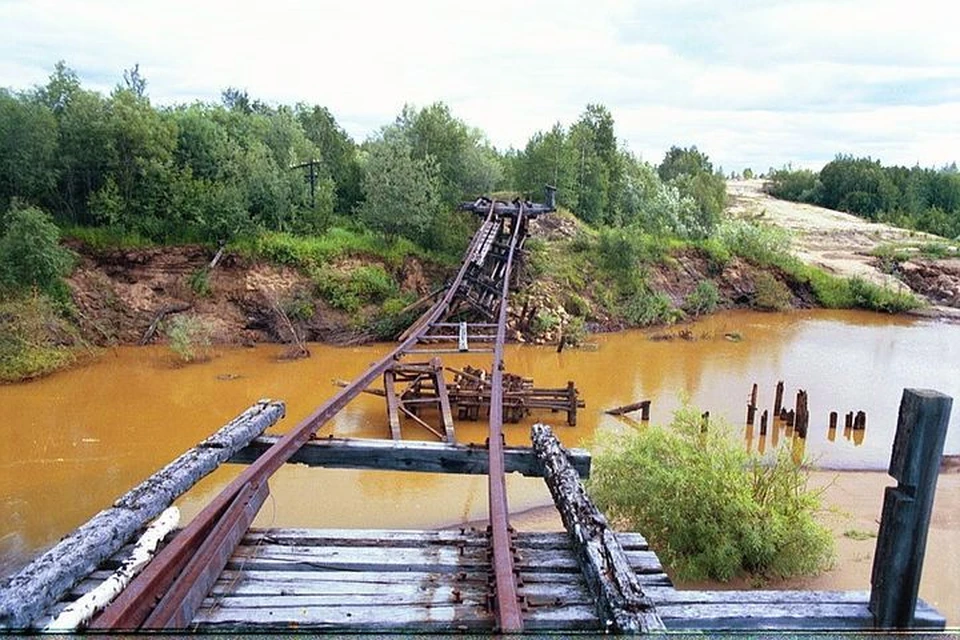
[829,411,838,431]
[747,384,758,425]
[759,410,768,435]
[640,401,650,421]
[531,424,664,632]
[870,389,952,628]
[567,381,578,426]
[774,380,785,416]
[700,411,710,433]
[845,412,854,430]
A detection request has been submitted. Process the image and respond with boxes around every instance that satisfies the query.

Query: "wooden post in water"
[759,410,768,435]
[700,411,710,433]
[640,401,650,421]
[774,380,785,416]
[854,411,867,431]
[785,409,795,428]
[746,384,758,425]
[567,381,578,426]
[795,390,809,438]
[829,411,838,431]
[870,389,952,628]
[845,411,854,430]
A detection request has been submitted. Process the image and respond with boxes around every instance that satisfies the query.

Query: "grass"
[61,225,156,252]
[231,228,449,272]
[843,529,878,541]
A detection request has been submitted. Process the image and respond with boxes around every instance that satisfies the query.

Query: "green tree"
[657,146,726,238]
[296,104,363,213]
[0,205,74,296]
[359,134,443,242]
[0,90,58,210]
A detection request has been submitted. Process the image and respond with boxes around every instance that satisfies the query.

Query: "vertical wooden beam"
[759,410,768,435]
[640,400,650,422]
[567,381,577,426]
[384,370,402,441]
[458,321,468,352]
[870,389,952,628]
[774,380,785,416]
[431,358,456,444]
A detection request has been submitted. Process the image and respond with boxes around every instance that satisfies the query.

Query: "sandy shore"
[509,469,960,626]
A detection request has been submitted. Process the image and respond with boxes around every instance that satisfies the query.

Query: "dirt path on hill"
[726,180,960,319]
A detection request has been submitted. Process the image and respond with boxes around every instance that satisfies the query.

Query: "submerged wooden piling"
[795,390,809,438]
[870,389,952,628]
[746,384,758,425]
[829,411,838,431]
[759,410,768,435]
[774,381,785,416]
[854,411,867,431]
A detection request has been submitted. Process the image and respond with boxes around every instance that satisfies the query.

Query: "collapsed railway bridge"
[0,190,950,632]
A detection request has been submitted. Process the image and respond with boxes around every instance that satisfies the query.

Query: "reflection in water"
[2,309,959,579]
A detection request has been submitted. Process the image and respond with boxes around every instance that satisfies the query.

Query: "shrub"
[0,206,75,299]
[530,309,560,335]
[717,220,791,268]
[0,294,81,382]
[188,268,212,297]
[753,272,792,311]
[623,290,679,327]
[588,404,833,581]
[165,314,214,363]
[684,281,720,316]
[313,264,398,313]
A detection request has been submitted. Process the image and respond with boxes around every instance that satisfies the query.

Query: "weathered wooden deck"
[37,527,944,631]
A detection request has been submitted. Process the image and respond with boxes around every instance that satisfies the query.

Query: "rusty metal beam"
[486,205,525,632]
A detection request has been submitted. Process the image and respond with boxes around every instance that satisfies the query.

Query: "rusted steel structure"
[89,191,554,632]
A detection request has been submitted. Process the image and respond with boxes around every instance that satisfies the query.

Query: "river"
[2,309,959,581]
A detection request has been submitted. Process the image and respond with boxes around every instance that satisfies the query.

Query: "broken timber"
[531,423,664,632]
[230,435,591,478]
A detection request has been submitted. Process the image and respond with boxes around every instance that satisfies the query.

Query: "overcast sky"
[2,0,958,172]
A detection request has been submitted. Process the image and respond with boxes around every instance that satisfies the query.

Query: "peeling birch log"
[44,507,181,631]
[531,423,665,633]
[0,400,285,630]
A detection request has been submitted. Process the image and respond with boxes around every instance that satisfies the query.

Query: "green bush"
[753,272,792,311]
[0,205,75,299]
[684,281,720,316]
[530,309,560,335]
[188,268,212,297]
[62,225,156,252]
[588,404,833,581]
[165,313,214,363]
[0,294,81,382]
[623,290,679,326]
[717,220,791,268]
[313,264,398,313]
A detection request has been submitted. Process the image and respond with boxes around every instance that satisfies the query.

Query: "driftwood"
[139,302,192,345]
[605,400,651,420]
[0,400,286,630]
[531,423,664,633]
[45,507,181,631]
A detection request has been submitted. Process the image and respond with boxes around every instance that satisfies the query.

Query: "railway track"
[90,192,554,632]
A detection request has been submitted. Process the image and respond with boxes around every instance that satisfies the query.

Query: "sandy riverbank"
[509,469,960,627]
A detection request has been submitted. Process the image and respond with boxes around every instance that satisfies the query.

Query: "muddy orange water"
[2,309,959,583]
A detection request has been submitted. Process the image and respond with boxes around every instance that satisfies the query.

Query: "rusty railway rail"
[90,193,552,632]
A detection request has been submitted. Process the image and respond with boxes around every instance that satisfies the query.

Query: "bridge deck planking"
[37,528,944,632]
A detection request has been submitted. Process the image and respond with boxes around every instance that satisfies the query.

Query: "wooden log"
[431,358,456,444]
[45,507,181,631]
[138,302,192,345]
[774,381,784,416]
[531,424,664,632]
[0,400,285,630]
[231,436,592,479]
[869,389,952,628]
[384,370,401,441]
[604,400,650,417]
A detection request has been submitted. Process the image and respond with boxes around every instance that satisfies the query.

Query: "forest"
[766,157,960,239]
[0,62,925,381]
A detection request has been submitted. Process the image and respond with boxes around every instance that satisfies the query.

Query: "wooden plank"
[384,370,401,441]
[431,358,456,444]
[0,400,286,631]
[225,544,664,575]
[870,388,952,629]
[229,436,592,478]
[532,423,664,632]
[658,602,944,631]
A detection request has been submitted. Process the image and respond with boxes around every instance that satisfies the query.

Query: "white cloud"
[1,0,957,171]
